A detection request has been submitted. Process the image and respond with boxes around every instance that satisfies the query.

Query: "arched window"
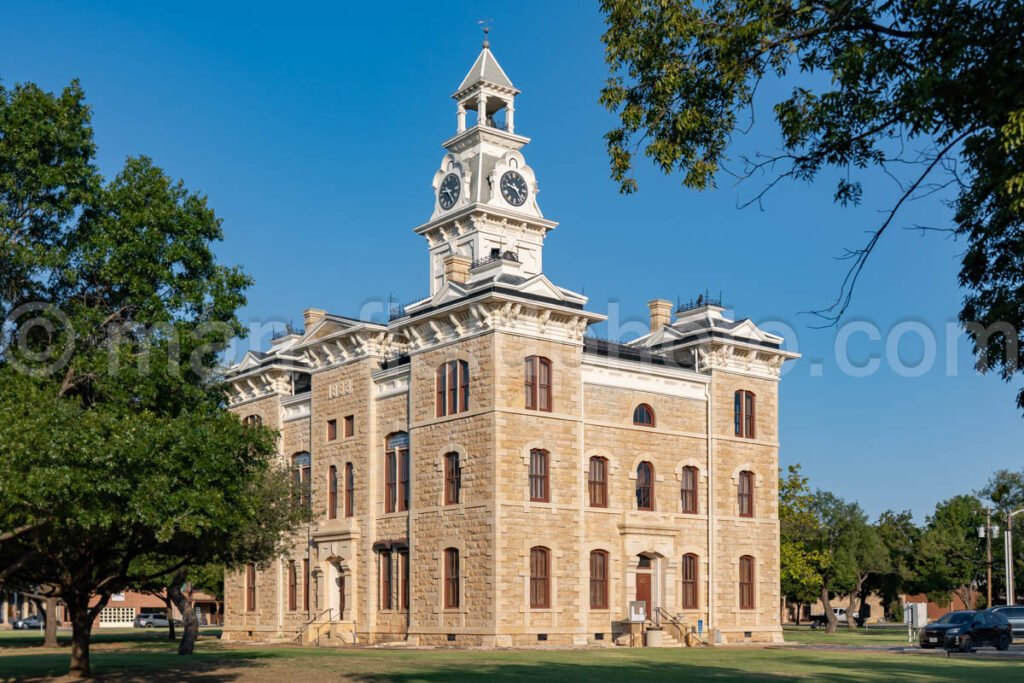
[242,414,262,429]
[633,403,655,426]
[681,466,698,514]
[530,546,550,608]
[245,563,257,612]
[681,554,699,609]
[444,452,461,505]
[739,555,755,609]
[738,470,754,517]
[529,449,549,502]
[292,452,311,511]
[636,461,654,510]
[444,548,460,609]
[734,390,756,438]
[525,356,553,412]
[385,433,409,513]
[344,463,354,517]
[588,456,608,507]
[436,360,470,417]
[287,560,297,611]
[589,550,609,609]
[328,465,338,519]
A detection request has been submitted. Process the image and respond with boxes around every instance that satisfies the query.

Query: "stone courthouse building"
[222,41,797,647]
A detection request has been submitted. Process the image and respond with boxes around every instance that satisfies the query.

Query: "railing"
[654,607,700,646]
[294,608,333,646]
[676,290,723,314]
[471,251,519,269]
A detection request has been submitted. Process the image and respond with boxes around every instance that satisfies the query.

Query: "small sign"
[629,601,646,623]
[111,593,125,602]
[697,619,704,635]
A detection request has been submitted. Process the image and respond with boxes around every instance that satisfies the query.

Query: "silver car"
[133,612,183,628]
[989,606,1024,638]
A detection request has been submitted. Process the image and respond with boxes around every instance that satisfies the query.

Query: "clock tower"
[415,34,556,295]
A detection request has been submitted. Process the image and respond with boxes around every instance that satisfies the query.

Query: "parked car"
[809,607,857,628]
[133,612,183,628]
[12,615,44,630]
[988,605,1024,638]
[919,610,1013,652]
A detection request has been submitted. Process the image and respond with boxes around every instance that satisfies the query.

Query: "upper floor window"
[328,465,338,519]
[385,433,410,513]
[344,415,355,438]
[734,390,756,438]
[739,555,755,609]
[633,403,655,427]
[292,452,311,510]
[242,414,262,429]
[344,463,354,517]
[436,360,470,417]
[636,461,654,510]
[588,456,608,508]
[529,449,549,502]
[738,470,754,517]
[245,563,257,612]
[589,550,609,609]
[524,356,553,412]
[681,553,698,609]
[444,452,461,505]
[530,546,550,608]
[444,548,460,609]
[326,419,337,441]
[681,466,698,514]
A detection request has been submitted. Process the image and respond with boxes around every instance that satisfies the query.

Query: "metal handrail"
[294,608,333,644]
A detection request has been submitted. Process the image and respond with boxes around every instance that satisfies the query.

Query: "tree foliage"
[0,80,301,677]
[916,495,987,608]
[601,0,1024,408]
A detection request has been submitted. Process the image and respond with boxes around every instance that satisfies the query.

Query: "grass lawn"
[782,624,913,647]
[1,629,1020,683]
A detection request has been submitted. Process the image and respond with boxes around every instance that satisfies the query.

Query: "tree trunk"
[43,596,59,647]
[821,584,837,633]
[66,591,103,679]
[168,568,199,655]
[163,593,176,641]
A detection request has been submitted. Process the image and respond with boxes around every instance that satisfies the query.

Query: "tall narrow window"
[287,560,297,611]
[444,452,461,505]
[734,390,756,438]
[380,550,393,610]
[436,360,470,417]
[328,465,338,519]
[588,456,608,507]
[303,558,310,612]
[681,554,698,609]
[344,463,354,517]
[444,548,460,609]
[739,555,755,609]
[245,563,256,612]
[529,449,549,502]
[385,433,409,513]
[738,470,754,517]
[530,546,550,608]
[589,550,609,609]
[344,415,354,437]
[525,356,553,411]
[292,452,311,511]
[633,403,655,426]
[681,466,698,514]
[636,461,654,510]
[326,419,337,441]
[399,550,410,611]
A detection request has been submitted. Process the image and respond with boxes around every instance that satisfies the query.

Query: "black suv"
[919,610,1013,652]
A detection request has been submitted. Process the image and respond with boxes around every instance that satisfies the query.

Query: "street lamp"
[1006,508,1024,606]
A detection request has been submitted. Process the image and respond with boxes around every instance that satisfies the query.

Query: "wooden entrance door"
[636,573,652,619]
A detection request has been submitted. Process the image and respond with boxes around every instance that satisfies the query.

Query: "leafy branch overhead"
[601,0,1024,409]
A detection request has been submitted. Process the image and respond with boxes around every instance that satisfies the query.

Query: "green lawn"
[783,624,913,647]
[0,629,1017,682]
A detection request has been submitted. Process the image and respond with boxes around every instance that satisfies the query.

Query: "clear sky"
[3,1,1021,521]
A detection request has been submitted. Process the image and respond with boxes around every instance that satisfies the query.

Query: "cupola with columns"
[417,30,557,296]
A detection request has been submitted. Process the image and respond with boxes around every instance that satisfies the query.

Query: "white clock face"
[500,171,528,207]
[439,173,460,210]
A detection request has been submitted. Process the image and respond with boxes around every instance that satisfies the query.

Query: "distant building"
[223,39,797,646]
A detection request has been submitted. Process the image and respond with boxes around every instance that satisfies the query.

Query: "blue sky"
[4,1,1021,520]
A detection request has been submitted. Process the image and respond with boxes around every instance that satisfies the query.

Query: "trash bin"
[646,628,664,647]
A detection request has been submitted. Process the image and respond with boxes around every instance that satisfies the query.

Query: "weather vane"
[477,18,493,48]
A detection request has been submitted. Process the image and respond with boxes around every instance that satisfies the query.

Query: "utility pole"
[1007,509,1023,606]
[985,509,993,608]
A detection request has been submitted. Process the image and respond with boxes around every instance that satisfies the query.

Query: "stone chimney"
[647,299,673,332]
[303,308,327,330]
[443,254,472,285]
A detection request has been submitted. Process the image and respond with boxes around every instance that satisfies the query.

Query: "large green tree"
[978,468,1024,603]
[0,80,301,677]
[779,465,823,621]
[601,0,1024,408]
[916,495,987,608]
[806,491,874,633]
[873,509,922,618]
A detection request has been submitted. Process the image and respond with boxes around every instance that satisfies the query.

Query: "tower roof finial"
[478,18,493,49]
